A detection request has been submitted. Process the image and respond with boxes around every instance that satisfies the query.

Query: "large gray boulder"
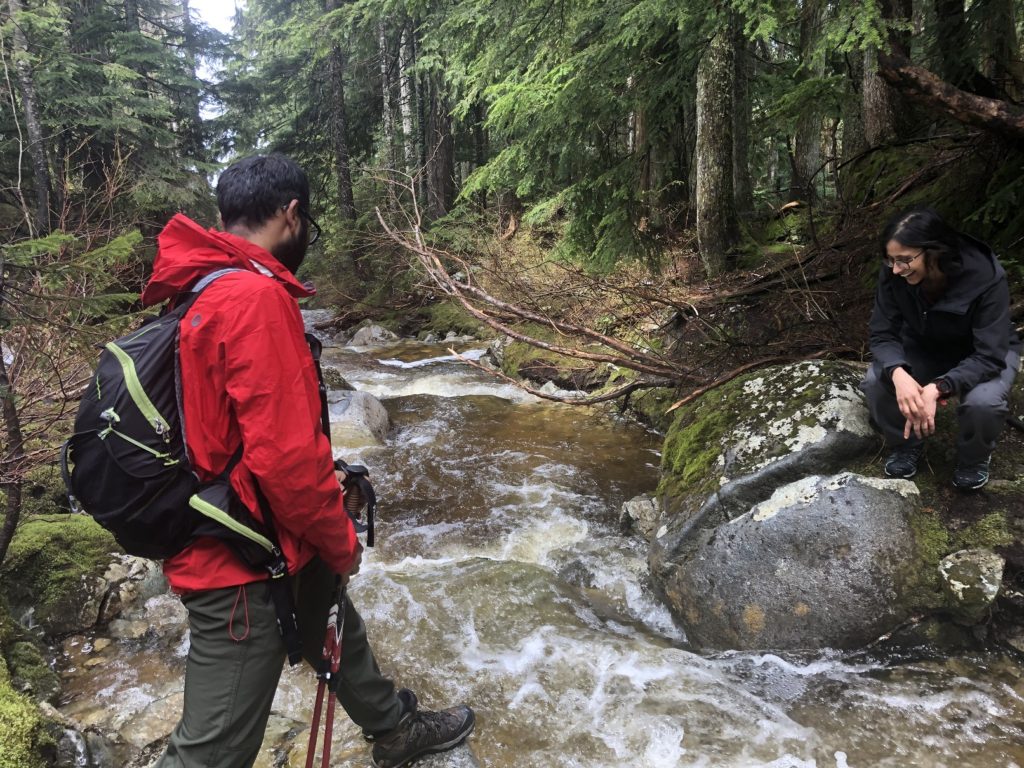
[664,473,941,649]
[328,389,390,447]
[350,324,399,346]
[650,360,877,589]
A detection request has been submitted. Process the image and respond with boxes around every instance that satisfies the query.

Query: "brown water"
[57,339,1024,767]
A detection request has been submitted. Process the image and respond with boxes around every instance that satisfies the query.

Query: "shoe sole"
[884,467,917,480]
[953,477,989,491]
[371,710,476,768]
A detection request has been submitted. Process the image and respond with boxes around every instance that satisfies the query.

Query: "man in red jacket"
[151,154,474,768]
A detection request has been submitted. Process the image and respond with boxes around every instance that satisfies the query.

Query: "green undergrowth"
[0,608,55,768]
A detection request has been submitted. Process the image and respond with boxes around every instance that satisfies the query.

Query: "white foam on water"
[377,348,488,368]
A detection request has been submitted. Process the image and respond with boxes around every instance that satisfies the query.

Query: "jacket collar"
[142,213,314,306]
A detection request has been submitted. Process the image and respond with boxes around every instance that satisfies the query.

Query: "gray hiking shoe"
[884,445,923,479]
[371,689,475,768]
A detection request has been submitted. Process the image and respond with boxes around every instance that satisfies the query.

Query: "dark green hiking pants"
[156,557,401,768]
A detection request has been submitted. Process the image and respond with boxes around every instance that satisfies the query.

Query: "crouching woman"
[861,206,1021,490]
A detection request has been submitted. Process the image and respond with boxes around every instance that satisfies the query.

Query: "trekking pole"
[306,579,345,768]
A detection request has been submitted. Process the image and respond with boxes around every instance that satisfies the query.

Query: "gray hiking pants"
[860,346,1021,466]
[155,557,401,768]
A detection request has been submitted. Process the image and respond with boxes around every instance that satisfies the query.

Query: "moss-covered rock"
[0,514,119,636]
[0,605,56,768]
[422,301,488,339]
[650,360,877,590]
[499,323,610,391]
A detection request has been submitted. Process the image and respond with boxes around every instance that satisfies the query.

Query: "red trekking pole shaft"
[305,582,345,768]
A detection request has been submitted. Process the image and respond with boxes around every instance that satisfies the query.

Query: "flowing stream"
[57,338,1024,767]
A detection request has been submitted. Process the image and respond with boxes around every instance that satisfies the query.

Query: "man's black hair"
[216,154,310,230]
[881,205,965,278]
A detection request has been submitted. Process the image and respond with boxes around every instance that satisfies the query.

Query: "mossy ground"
[0,607,55,768]
[0,513,117,632]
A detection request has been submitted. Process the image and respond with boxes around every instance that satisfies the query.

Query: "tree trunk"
[863,0,912,145]
[472,101,487,208]
[424,74,454,220]
[933,0,974,88]
[179,0,206,163]
[7,0,51,235]
[793,0,824,203]
[0,334,25,566]
[124,0,139,31]
[840,51,868,166]
[978,0,1023,99]
[326,0,355,221]
[696,28,739,277]
[399,25,417,177]
[379,22,396,169]
[732,29,754,218]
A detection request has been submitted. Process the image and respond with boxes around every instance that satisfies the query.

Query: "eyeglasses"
[883,249,924,269]
[281,204,322,245]
[299,208,321,246]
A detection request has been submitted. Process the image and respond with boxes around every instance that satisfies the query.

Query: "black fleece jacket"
[868,234,1021,396]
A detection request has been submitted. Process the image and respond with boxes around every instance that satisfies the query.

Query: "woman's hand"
[893,368,939,439]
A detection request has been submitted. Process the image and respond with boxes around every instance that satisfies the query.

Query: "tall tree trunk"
[696,28,739,277]
[326,0,355,221]
[933,0,974,88]
[732,29,754,218]
[863,0,912,145]
[379,22,396,169]
[179,0,206,163]
[424,74,454,220]
[124,0,139,31]
[0,333,25,566]
[793,0,824,203]
[472,101,487,208]
[978,0,1023,99]
[839,51,867,202]
[7,0,51,235]
[399,25,417,177]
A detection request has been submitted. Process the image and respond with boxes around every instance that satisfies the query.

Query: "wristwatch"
[933,377,954,397]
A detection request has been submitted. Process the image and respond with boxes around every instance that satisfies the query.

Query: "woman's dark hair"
[216,154,310,230]
[880,206,964,277]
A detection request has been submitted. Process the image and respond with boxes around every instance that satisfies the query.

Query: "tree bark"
[7,0,51,235]
[696,28,739,277]
[399,25,417,177]
[933,0,974,89]
[179,0,206,163]
[379,22,396,169]
[732,30,754,217]
[793,0,824,202]
[978,0,1023,99]
[0,335,25,566]
[862,0,912,145]
[326,0,356,220]
[424,74,454,220]
[877,52,1024,140]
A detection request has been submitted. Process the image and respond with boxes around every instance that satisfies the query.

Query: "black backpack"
[60,269,270,558]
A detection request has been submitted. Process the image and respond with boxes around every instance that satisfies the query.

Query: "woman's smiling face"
[885,239,927,284]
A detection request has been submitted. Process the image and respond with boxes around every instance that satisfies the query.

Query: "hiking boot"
[884,445,923,479]
[370,689,475,768]
[953,455,991,491]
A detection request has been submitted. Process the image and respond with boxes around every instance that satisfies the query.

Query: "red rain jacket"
[143,214,359,593]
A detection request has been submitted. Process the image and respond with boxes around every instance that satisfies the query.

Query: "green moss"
[907,507,951,570]
[626,386,678,433]
[5,643,58,704]
[656,386,731,508]
[952,512,1014,551]
[0,514,117,632]
[0,673,52,768]
[423,301,487,338]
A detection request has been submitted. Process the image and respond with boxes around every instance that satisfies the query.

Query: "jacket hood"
[938,233,1004,312]
[142,214,313,306]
